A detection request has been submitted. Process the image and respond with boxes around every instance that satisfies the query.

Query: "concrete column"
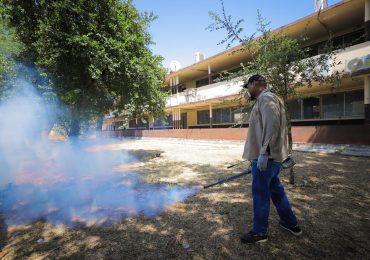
[209,104,213,128]
[175,76,179,104]
[366,0,370,41]
[170,78,173,97]
[178,109,181,129]
[171,110,175,129]
[208,64,212,85]
[365,76,370,124]
[173,109,181,129]
[173,110,176,129]
[148,114,154,129]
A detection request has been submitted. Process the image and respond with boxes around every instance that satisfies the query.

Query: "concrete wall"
[291,125,370,145]
[103,124,370,145]
[187,110,197,126]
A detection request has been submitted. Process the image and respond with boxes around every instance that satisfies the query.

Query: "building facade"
[104,0,370,143]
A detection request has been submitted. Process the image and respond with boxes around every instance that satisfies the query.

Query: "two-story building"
[104,0,370,145]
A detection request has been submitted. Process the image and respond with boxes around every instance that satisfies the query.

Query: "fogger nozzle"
[227,160,247,169]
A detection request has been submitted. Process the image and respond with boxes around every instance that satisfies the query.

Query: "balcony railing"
[166,77,244,107]
[337,42,370,73]
[166,42,370,108]
[293,42,370,82]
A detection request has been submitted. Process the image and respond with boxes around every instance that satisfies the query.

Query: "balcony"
[337,42,370,74]
[166,77,244,107]
[294,42,370,82]
[166,42,369,109]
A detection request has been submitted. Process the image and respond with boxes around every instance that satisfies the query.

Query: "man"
[240,74,302,244]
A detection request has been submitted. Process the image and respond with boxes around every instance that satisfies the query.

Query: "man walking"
[240,74,302,244]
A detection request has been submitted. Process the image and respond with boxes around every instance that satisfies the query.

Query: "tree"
[3,0,166,136]
[0,2,23,98]
[208,1,342,184]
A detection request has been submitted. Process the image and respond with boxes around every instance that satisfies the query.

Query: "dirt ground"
[1,138,369,259]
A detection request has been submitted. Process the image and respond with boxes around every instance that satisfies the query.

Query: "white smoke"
[0,78,197,227]
[0,79,48,187]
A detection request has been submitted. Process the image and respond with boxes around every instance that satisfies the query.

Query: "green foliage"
[0,2,24,98]
[3,0,166,135]
[208,3,341,101]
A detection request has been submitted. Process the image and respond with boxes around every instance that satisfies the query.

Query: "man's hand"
[257,154,268,171]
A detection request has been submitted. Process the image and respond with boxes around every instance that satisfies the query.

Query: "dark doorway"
[181,113,187,129]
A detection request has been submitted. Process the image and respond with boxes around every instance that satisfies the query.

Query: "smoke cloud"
[0,78,196,227]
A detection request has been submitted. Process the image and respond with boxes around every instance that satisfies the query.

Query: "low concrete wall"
[291,125,370,145]
[103,124,370,145]
[104,128,246,141]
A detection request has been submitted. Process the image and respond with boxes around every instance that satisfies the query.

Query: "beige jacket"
[242,89,289,163]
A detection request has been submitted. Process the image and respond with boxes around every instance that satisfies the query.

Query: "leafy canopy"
[3,0,167,134]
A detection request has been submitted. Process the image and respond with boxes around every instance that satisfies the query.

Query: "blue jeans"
[251,160,298,235]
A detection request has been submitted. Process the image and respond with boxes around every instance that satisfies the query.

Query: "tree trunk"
[96,116,103,131]
[69,113,81,137]
[95,116,103,138]
[283,95,295,185]
[287,118,295,184]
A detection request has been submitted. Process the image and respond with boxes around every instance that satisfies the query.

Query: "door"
[181,112,187,129]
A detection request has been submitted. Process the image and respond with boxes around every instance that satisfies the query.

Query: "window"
[196,78,209,88]
[171,84,186,94]
[113,121,125,130]
[287,92,364,121]
[305,29,365,56]
[303,97,320,119]
[213,108,232,124]
[232,106,250,124]
[342,29,365,47]
[228,67,243,74]
[287,99,302,119]
[154,115,173,127]
[306,44,319,57]
[180,84,186,92]
[211,74,221,83]
[128,117,149,129]
[345,91,364,117]
[197,110,210,124]
[129,119,136,128]
[137,117,148,128]
[170,84,183,94]
[322,93,344,118]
